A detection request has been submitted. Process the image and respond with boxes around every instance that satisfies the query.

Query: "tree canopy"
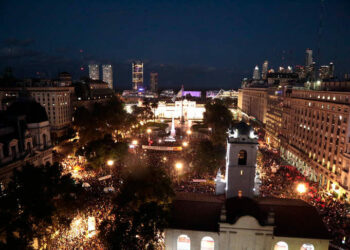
[0,162,81,249]
[99,161,174,249]
[203,100,233,144]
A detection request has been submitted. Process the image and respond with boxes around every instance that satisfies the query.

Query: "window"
[201,236,214,250]
[274,241,288,250]
[238,150,247,165]
[300,243,314,250]
[177,235,190,250]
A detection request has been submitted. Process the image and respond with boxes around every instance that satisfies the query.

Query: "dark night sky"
[0,0,350,89]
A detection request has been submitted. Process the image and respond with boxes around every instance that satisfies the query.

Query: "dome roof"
[6,100,48,123]
[231,121,253,135]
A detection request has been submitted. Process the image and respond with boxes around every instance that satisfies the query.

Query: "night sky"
[1,0,350,89]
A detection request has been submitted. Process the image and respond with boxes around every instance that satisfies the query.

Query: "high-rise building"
[102,64,113,89]
[329,62,335,78]
[319,65,330,80]
[262,60,268,79]
[150,72,158,92]
[253,66,260,80]
[89,64,99,80]
[132,61,143,90]
[305,49,313,67]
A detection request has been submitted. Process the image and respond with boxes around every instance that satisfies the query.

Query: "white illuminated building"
[102,64,113,89]
[89,64,99,80]
[155,100,205,120]
[253,65,260,80]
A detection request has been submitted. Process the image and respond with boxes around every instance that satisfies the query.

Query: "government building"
[164,122,330,249]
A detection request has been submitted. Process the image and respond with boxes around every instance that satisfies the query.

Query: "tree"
[150,102,158,122]
[203,100,233,145]
[185,140,225,175]
[82,135,129,170]
[99,161,174,249]
[0,162,82,249]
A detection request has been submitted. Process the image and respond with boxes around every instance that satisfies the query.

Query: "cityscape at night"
[1,0,350,249]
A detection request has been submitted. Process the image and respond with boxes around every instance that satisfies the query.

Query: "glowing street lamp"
[186,130,192,135]
[132,140,138,145]
[175,162,183,183]
[297,183,307,194]
[175,162,183,170]
[182,141,189,147]
[146,128,152,134]
[107,160,114,166]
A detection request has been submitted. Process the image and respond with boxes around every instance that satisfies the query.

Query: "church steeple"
[224,122,258,198]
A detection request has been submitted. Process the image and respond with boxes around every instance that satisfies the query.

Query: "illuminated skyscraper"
[253,65,260,80]
[305,49,313,66]
[102,64,113,89]
[150,72,158,92]
[132,61,143,90]
[329,62,334,78]
[89,64,99,80]
[261,60,268,79]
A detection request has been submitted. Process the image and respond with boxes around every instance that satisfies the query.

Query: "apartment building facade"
[241,88,268,124]
[0,87,74,137]
[280,89,350,199]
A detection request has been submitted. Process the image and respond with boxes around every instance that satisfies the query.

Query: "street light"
[296,183,307,194]
[182,141,188,147]
[186,130,192,135]
[175,162,183,183]
[146,128,152,134]
[175,162,183,170]
[132,140,138,145]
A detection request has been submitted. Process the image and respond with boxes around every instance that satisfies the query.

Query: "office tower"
[102,64,113,89]
[253,66,260,80]
[150,72,158,92]
[132,61,143,90]
[319,65,330,79]
[262,60,268,79]
[305,49,313,67]
[89,64,99,80]
[329,62,334,78]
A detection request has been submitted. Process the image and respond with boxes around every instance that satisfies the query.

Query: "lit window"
[177,235,190,250]
[300,243,314,250]
[274,241,288,250]
[201,236,214,250]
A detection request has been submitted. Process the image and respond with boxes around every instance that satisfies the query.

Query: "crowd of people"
[258,147,350,249]
[49,155,118,249]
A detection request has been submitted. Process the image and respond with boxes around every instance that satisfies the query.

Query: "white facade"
[164,215,329,250]
[155,100,205,120]
[125,100,205,120]
[102,64,113,89]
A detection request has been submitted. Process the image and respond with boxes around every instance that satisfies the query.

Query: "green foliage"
[131,105,153,121]
[99,162,174,250]
[0,162,81,248]
[203,100,233,145]
[73,96,136,145]
[82,135,129,170]
[185,140,225,175]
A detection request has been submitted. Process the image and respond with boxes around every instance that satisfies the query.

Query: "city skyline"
[1,0,350,89]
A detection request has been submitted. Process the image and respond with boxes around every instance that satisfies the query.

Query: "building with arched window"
[164,122,330,250]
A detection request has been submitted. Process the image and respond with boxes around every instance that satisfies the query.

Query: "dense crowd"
[49,155,117,249]
[258,147,350,249]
